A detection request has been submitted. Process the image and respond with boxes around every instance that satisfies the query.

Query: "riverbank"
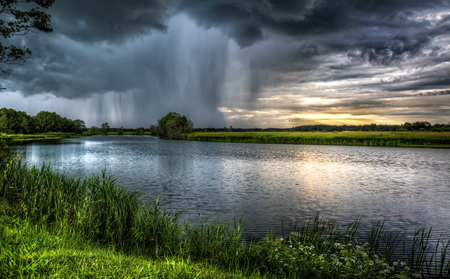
[0,132,85,144]
[1,159,448,278]
[187,131,450,148]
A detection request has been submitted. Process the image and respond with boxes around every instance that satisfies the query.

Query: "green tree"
[149,125,156,136]
[0,107,34,133]
[87,126,98,135]
[1,0,55,75]
[34,111,62,133]
[73,119,86,134]
[117,126,124,135]
[61,117,75,133]
[155,112,193,140]
[101,122,110,135]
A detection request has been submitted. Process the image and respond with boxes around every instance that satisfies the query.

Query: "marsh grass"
[0,132,84,143]
[187,131,450,148]
[1,159,450,278]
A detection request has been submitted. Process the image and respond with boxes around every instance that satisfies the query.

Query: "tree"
[149,125,156,136]
[117,126,124,135]
[154,112,193,140]
[0,107,35,133]
[73,119,86,134]
[34,111,62,132]
[101,122,110,135]
[87,126,98,135]
[1,0,55,75]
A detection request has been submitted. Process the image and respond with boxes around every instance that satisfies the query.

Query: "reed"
[1,159,449,278]
[187,131,450,148]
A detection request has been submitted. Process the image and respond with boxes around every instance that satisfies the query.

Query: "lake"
[12,135,450,242]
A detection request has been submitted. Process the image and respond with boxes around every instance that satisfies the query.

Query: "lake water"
[12,136,450,242]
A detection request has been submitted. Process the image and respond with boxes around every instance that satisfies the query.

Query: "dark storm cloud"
[418,90,450,97]
[1,15,230,127]
[50,0,172,42]
[2,0,450,127]
[180,0,448,47]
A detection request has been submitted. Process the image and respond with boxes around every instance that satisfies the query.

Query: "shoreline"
[186,131,450,148]
[1,162,447,278]
[4,131,450,149]
[0,133,88,144]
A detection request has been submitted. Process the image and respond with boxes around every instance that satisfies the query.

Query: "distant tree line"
[3,107,448,136]
[196,122,450,133]
[86,125,148,136]
[0,108,195,138]
[0,108,86,134]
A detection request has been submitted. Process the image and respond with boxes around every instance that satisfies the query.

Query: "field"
[0,133,84,143]
[187,131,450,148]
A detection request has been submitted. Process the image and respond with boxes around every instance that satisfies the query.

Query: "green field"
[0,133,85,143]
[187,131,450,148]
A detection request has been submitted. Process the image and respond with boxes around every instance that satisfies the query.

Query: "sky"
[1,0,450,128]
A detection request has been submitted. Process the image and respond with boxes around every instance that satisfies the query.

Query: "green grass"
[0,217,255,278]
[186,131,450,148]
[0,132,85,143]
[1,159,449,278]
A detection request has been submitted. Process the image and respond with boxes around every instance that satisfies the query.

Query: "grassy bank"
[0,217,255,278]
[0,132,85,143]
[187,131,450,148]
[1,160,449,278]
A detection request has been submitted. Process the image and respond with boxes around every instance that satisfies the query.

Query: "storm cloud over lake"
[1,0,450,127]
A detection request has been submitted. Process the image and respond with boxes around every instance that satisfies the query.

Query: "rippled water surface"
[13,136,450,240]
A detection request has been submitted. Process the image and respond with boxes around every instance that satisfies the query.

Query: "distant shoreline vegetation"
[2,107,450,147]
[187,131,450,148]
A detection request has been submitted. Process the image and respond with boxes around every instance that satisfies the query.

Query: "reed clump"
[1,158,449,278]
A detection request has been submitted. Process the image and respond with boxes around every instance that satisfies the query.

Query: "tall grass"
[187,131,450,148]
[0,217,256,279]
[1,159,450,278]
[0,132,83,143]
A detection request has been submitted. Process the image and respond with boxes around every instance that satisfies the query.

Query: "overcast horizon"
[1,0,450,128]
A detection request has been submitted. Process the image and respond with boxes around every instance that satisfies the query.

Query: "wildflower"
[13,153,21,163]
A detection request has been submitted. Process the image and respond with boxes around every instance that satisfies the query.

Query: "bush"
[155,112,193,139]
